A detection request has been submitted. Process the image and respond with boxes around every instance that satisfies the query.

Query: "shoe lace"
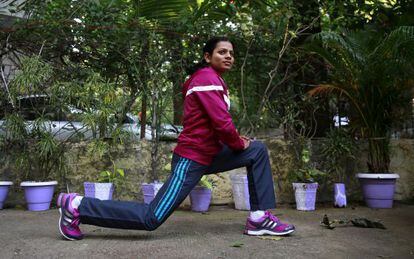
[266,211,280,223]
[64,212,80,230]
[71,217,81,227]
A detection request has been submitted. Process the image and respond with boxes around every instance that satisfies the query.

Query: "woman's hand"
[241,136,251,150]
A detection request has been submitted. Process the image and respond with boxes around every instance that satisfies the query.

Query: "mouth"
[223,62,232,66]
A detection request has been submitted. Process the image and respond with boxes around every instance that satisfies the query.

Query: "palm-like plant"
[307,26,414,173]
[134,0,232,24]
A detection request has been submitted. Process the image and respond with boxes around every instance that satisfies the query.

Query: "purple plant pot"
[190,186,212,212]
[357,173,399,209]
[84,182,114,200]
[0,182,13,209]
[292,183,318,211]
[141,182,164,204]
[20,181,57,211]
[230,175,250,210]
[334,183,347,208]
[83,182,95,198]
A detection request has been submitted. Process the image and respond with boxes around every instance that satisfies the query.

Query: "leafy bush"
[321,128,357,183]
[98,162,125,186]
[292,146,325,183]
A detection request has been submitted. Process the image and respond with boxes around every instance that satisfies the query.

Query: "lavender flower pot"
[141,182,164,204]
[84,182,114,200]
[190,186,212,212]
[292,183,318,211]
[230,174,250,210]
[0,181,13,209]
[20,181,57,211]
[334,183,347,208]
[357,173,399,209]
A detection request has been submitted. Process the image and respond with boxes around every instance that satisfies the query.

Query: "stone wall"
[389,140,414,200]
[63,141,175,201]
[1,138,413,208]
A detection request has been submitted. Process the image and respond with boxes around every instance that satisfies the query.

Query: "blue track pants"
[79,141,276,230]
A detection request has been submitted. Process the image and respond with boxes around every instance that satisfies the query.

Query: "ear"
[204,52,211,63]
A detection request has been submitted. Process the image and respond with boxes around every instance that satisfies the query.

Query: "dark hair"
[187,36,234,75]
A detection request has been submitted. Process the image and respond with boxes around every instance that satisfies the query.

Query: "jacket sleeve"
[193,88,245,151]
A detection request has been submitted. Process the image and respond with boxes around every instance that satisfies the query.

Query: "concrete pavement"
[0,203,413,258]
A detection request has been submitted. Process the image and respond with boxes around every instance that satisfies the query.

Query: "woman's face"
[204,41,234,74]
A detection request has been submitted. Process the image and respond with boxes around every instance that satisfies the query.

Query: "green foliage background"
[1,0,413,180]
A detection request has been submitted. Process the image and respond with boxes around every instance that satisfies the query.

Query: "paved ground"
[0,203,413,259]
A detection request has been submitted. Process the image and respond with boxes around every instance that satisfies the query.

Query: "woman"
[57,36,295,241]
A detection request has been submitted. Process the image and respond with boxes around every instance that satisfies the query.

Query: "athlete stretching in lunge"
[57,36,295,240]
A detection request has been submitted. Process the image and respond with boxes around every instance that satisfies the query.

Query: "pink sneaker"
[244,211,295,236]
[57,193,83,240]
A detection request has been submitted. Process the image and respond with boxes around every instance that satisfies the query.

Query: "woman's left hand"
[241,136,252,150]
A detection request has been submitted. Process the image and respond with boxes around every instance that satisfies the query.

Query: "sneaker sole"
[58,208,82,241]
[246,229,295,236]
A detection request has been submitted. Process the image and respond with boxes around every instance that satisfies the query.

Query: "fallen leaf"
[321,215,385,230]
[351,218,386,229]
[322,214,330,225]
[230,242,244,248]
[320,214,336,229]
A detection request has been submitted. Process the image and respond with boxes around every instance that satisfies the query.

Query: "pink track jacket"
[174,66,245,165]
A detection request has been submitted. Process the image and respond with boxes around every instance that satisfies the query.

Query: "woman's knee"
[251,140,267,152]
[145,222,161,231]
[144,210,164,231]
[249,140,270,160]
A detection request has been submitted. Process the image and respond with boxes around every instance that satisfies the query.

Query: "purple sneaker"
[57,193,83,241]
[244,211,295,236]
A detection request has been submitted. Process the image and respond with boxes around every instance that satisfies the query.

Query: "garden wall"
[1,138,413,208]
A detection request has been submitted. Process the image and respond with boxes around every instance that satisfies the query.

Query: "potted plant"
[308,26,414,208]
[84,161,125,200]
[2,114,62,211]
[321,128,357,207]
[18,130,63,211]
[141,148,170,204]
[13,131,62,211]
[0,56,69,211]
[291,145,325,211]
[190,176,213,212]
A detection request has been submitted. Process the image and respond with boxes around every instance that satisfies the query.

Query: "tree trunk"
[150,89,159,181]
[166,34,183,125]
[140,94,147,139]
